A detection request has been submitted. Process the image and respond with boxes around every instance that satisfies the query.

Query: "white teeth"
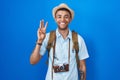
[60,22,65,24]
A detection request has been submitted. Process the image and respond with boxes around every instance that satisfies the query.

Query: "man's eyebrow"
[64,14,70,17]
[65,14,69,16]
[56,14,61,16]
[58,14,61,16]
[56,14,70,17]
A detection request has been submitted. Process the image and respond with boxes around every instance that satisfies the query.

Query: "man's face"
[55,10,72,30]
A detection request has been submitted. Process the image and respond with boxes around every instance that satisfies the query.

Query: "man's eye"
[65,16,68,18]
[65,16,69,18]
[56,16,61,18]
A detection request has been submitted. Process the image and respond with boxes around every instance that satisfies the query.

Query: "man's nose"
[61,17,65,21]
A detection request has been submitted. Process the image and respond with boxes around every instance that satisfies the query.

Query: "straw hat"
[52,3,74,19]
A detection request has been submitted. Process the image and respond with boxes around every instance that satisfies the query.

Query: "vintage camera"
[53,63,69,73]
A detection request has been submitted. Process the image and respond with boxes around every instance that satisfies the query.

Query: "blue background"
[0,0,120,80]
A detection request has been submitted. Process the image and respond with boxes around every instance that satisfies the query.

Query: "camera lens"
[60,66,64,70]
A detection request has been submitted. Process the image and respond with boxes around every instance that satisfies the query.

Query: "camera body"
[53,63,69,73]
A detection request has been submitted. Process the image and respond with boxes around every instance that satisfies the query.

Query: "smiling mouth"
[60,22,66,25]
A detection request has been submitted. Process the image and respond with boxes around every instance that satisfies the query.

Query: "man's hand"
[37,20,48,43]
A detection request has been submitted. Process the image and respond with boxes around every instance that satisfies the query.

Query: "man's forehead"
[56,10,71,15]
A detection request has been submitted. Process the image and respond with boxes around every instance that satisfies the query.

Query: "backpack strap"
[72,31,79,68]
[46,31,56,52]
[46,31,56,64]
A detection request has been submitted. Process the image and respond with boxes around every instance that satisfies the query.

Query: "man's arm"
[79,60,86,80]
[30,42,42,64]
[30,20,48,65]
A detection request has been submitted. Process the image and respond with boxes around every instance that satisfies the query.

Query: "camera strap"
[52,33,56,80]
[52,37,70,80]
[68,39,70,64]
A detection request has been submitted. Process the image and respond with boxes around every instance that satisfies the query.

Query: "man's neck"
[58,28,69,39]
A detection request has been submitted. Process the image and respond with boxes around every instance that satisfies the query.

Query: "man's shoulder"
[46,30,56,36]
[71,31,84,42]
[71,30,83,38]
[46,32,50,38]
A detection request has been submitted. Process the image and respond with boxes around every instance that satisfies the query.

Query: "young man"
[30,3,89,80]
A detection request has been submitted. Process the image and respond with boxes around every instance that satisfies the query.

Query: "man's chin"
[58,25,68,30]
[58,27,68,30]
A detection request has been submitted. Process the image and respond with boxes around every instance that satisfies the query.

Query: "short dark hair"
[55,8,72,18]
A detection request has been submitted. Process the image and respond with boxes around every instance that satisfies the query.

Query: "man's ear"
[54,17,58,22]
[69,18,72,23]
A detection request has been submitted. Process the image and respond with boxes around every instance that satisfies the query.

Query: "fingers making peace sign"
[37,20,48,43]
